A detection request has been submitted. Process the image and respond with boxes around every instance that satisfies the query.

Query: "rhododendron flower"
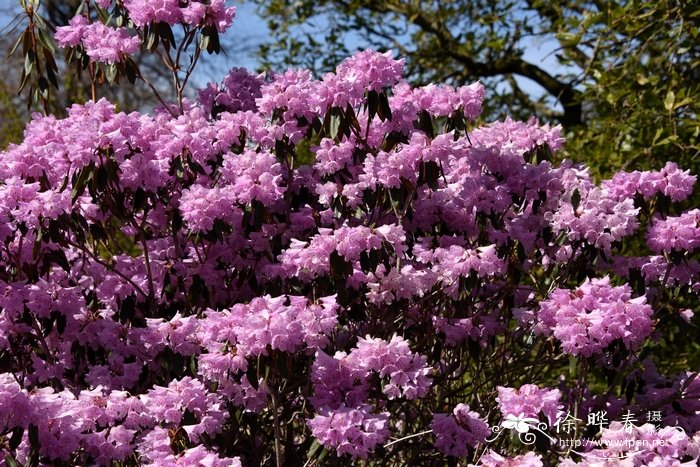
[55,18,140,64]
[536,277,653,357]
[432,404,490,457]
[496,385,562,425]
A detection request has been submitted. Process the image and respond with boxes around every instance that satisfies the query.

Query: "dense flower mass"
[123,0,236,31]
[496,384,562,425]
[198,67,264,115]
[1,4,699,463]
[55,16,140,64]
[534,277,654,357]
[432,404,491,457]
[647,209,700,253]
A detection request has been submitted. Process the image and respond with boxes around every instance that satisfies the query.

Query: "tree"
[251,0,700,175]
[0,0,251,149]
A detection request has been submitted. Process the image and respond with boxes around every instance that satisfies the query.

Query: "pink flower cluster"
[198,67,264,115]
[307,335,432,458]
[647,209,700,253]
[559,422,698,466]
[535,277,653,357]
[55,16,140,64]
[0,374,239,465]
[603,161,696,202]
[432,404,491,457]
[548,186,640,253]
[277,224,407,281]
[307,405,390,459]
[474,451,544,467]
[123,0,236,31]
[496,384,562,425]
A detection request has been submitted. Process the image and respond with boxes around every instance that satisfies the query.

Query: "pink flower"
[432,404,490,456]
[307,405,390,459]
[536,277,654,357]
[496,384,562,425]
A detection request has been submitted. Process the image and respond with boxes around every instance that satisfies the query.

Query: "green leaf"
[556,32,580,46]
[664,90,675,111]
[105,64,117,84]
[306,440,323,460]
[8,31,24,57]
[329,113,341,139]
[199,33,210,51]
[71,165,93,202]
[24,48,34,75]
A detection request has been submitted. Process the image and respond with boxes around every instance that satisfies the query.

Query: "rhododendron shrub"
[1,2,699,466]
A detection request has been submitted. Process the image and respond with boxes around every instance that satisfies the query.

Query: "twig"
[271,390,283,467]
[66,238,150,301]
[384,429,433,448]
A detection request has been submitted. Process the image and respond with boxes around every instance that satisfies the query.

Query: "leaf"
[45,62,59,89]
[377,91,392,121]
[36,27,55,54]
[105,63,118,84]
[55,313,66,334]
[330,250,352,279]
[124,58,138,84]
[664,90,675,111]
[28,424,39,447]
[48,250,71,272]
[71,165,93,202]
[156,22,176,48]
[556,32,580,46]
[367,89,379,121]
[9,426,23,450]
[95,164,109,192]
[199,33,210,51]
[17,69,31,94]
[8,31,24,57]
[38,76,49,99]
[421,160,440,189]
[146,30,159,51]
[568,355,578,376]
[133,187,147,211]
[329,113,341,139]
[571,188,581,211]
[24,48,34,75]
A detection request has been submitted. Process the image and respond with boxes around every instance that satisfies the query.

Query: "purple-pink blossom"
[536,277,654,357]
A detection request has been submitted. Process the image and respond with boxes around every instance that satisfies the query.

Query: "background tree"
[251,0,700,176]
[0,0,252,149]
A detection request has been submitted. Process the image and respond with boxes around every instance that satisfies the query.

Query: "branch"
[369,1,584,126]
[507,75,563,121]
